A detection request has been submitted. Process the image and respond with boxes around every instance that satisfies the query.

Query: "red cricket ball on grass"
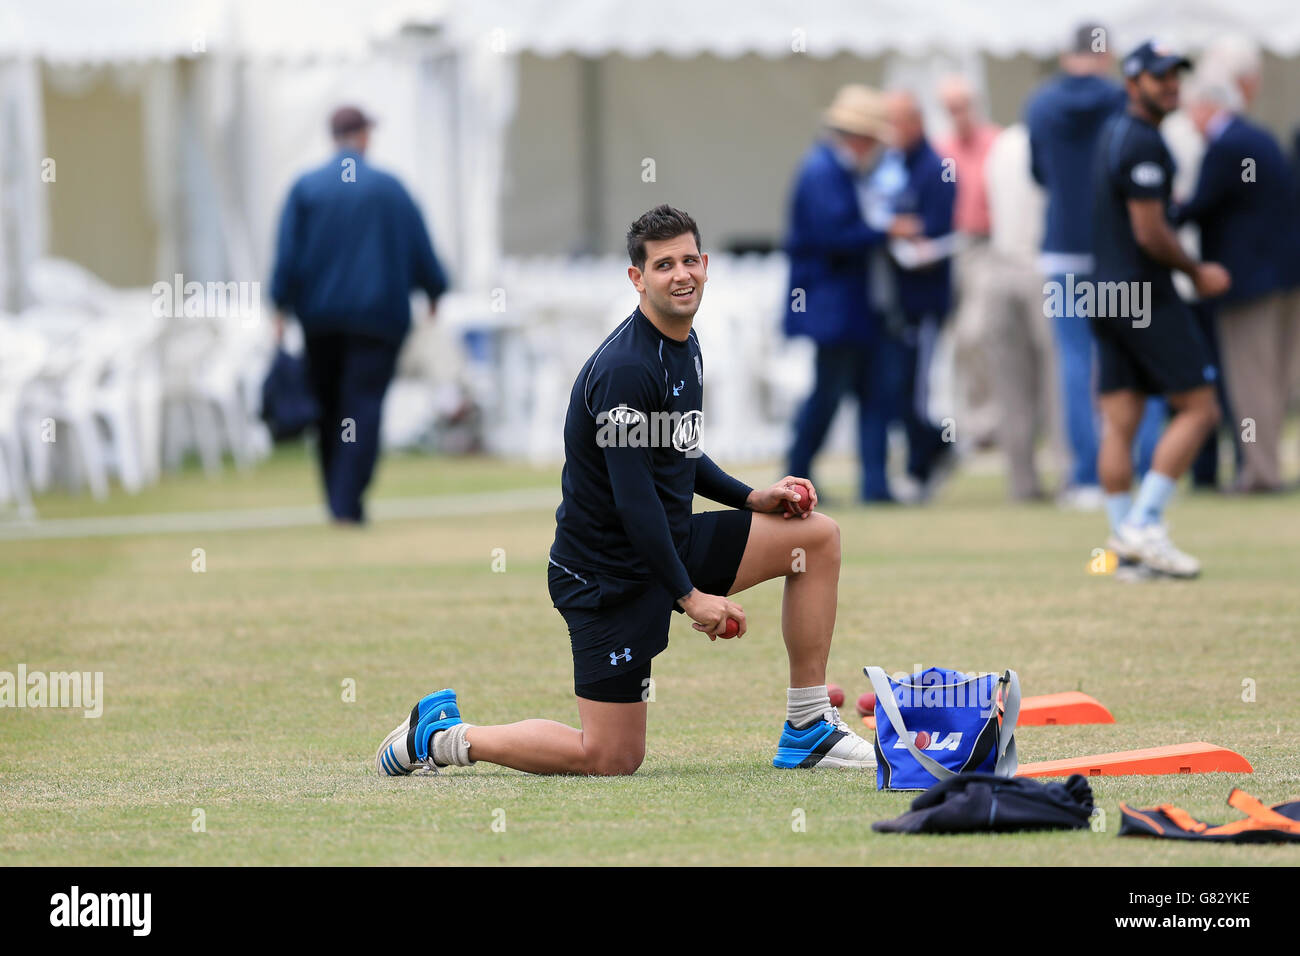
[828,683,844,708]
[856,692,876,717]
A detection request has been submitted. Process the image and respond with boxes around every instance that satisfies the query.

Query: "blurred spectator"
[271,106,448,523]
[1184,301,1238,492]
[1026,23,1163,508]
[1200,35,1263,112]
[1159,83,1223,491]
[882,89,958,497]
[1176,74,1298,492]
[783,85,898,501]
[1292,130,1300,205]
[936,75,1002,450]
[981,123,1059,500]
[1203,34,1300,484]
[1290,130,1300,447]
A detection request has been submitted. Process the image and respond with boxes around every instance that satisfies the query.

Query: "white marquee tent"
[1,0,1298,474]
[0,0,515,309]
[4,0,1298,300]
[448,0,1300,257]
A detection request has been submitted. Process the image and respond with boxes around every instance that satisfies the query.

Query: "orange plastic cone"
[860,690,1115,730]
[1016,742,1252,778]
[1018,691,1115,726]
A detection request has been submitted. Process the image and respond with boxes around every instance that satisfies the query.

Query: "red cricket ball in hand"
[783,482,812,516]
[723,618,740,638]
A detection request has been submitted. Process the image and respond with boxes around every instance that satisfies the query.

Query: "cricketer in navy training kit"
[1089,40,1230,579]
[375,205,877,776]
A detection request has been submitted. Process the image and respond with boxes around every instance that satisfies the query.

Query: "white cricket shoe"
[1113,522,1201,579]
[1105,532,1141,564]
[773,708,878,769]
[1058,484,1105,512]
[375,688,462,776]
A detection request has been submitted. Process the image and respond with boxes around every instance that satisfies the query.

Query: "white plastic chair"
[27,258,116,315]
[160,314,269,476]
[17,307,114,499]
[91,311,166,494]
[0,317,48,517]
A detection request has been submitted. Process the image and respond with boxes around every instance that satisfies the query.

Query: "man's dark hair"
[626,205,702,269]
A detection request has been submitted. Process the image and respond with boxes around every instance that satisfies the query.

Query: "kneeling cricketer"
[376,204,874,777]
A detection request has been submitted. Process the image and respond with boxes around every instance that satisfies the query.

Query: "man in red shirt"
[936,75,1003,450]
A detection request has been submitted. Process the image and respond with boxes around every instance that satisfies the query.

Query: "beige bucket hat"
[823,84,890,140]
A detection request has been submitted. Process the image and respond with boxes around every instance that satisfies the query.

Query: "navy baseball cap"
[330,106,375,138]
[1122,40,1192,78]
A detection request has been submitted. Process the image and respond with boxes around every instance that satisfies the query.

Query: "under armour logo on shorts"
[609,648,632,665]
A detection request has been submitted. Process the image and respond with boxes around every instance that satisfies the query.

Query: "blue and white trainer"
[773,707,877,769]
[375,688,461,776]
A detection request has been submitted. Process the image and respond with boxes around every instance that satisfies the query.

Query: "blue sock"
[1128,471,1176,527]
[1105,492,1132,535]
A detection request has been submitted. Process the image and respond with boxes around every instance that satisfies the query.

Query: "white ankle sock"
[432,723,475,767]
[787,685,831,728]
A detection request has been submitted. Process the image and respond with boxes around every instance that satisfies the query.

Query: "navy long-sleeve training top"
[270,149,448,343]
[549,306,752,603]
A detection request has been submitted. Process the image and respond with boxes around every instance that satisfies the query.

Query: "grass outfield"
[2,446,1298,866]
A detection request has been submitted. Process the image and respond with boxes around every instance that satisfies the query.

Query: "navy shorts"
[1090,295,1216,396]
[548,509,753,703]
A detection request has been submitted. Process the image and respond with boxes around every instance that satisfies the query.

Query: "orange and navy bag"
[1118,788,1300,843]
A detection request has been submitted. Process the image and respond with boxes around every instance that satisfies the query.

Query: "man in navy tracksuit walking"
[271,106,448,523]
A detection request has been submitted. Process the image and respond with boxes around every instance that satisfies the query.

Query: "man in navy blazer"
[784,85,916,501]
[1175,78,1299,491]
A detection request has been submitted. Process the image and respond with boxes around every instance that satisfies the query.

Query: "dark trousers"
[895,312,948,483]
[788,342,897,500]
[785,338,909,502]
[1189,301,1237,488]
[303,332,402,522]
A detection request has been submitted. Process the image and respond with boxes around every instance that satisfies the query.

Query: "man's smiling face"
[630,233,708,322]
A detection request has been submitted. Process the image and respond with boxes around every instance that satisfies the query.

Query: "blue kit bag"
[864,665,1020,791]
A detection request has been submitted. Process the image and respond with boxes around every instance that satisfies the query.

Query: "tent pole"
[579,56,603,255]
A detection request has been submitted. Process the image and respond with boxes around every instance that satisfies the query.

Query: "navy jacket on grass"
[872,772,1095,834]
[270,150,448,344]
[783,141,886,346]
[1173,115,1299,306]
[1026,73,1127,260]
[888,137,956,319]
